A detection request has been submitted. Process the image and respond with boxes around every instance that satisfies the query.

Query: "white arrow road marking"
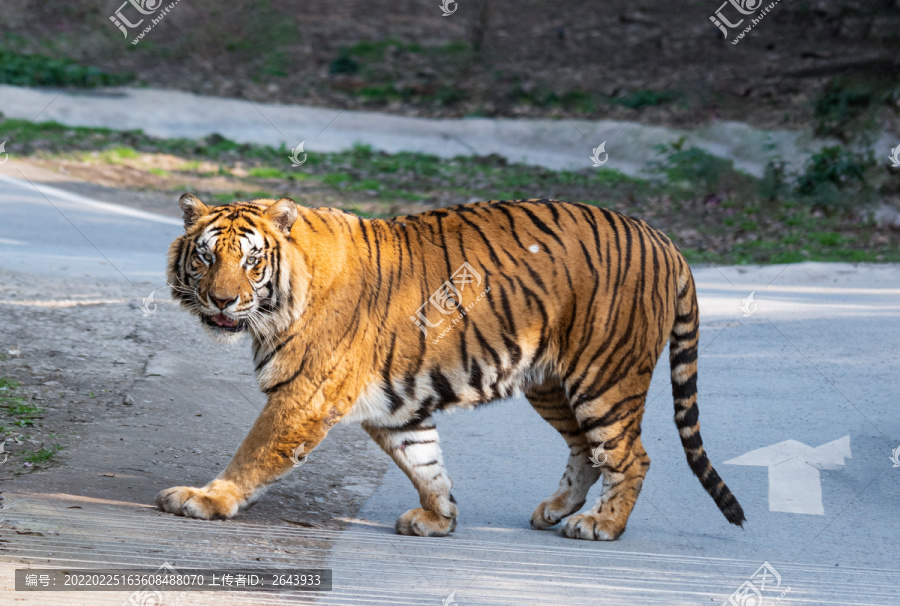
[725,435,851,515]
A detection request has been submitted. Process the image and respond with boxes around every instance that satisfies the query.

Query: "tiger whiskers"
[167,276,194,294]
[245,309,282,352]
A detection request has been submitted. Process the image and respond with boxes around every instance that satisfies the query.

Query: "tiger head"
[167,194,300,344]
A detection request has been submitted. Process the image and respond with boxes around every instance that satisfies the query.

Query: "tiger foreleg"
[364,417,457,537]
[156,395,342,520]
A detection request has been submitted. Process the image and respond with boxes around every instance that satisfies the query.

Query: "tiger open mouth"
[204,313,247,332]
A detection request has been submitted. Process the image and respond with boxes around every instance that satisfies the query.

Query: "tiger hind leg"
[561,378,651,541]
[526,379,602,530]
[363,416,458,537]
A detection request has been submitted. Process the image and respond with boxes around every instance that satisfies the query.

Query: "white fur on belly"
[343,379,393,425]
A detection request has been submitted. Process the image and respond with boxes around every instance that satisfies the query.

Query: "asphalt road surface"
[1,175,898,605]
[0,173,181,281]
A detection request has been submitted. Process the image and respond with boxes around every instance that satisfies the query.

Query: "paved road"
[0,84,865,177]
[1,176,898,605]
[0,173,180,281]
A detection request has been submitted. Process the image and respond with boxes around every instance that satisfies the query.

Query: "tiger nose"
[210,294,238,310]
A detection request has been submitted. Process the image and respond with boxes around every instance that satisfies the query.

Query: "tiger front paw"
[155,480,244,520]
[395,507,457,537]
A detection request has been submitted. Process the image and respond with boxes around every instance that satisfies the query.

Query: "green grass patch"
[24,444,63,464]
[0,378,41,427]
[330,38,419,74]
[814,79,876,136]
[322,172,353,187]
[262,50,291,78]
[812,76,900,140]
[611,89,679,110]
[793,146,875,211]
[359,84,403,102]
[4,400,41,417]
[329,52,359,75]
[215,2,301,81]
[328,39,476,106]
[248,167,287,179]
[0,49,133,88]
[647,138,757,200]
[809,231,849,247]
[99,146,139,164]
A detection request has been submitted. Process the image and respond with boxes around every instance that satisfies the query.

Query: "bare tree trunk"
[469,0,490,52]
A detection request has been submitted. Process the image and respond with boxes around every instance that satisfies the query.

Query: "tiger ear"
[179,193,210,230]
[265,197,299,235]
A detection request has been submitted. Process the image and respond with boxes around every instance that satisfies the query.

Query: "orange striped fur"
[156,194,745,539]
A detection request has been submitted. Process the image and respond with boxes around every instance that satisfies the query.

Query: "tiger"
[156,193,745,541]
